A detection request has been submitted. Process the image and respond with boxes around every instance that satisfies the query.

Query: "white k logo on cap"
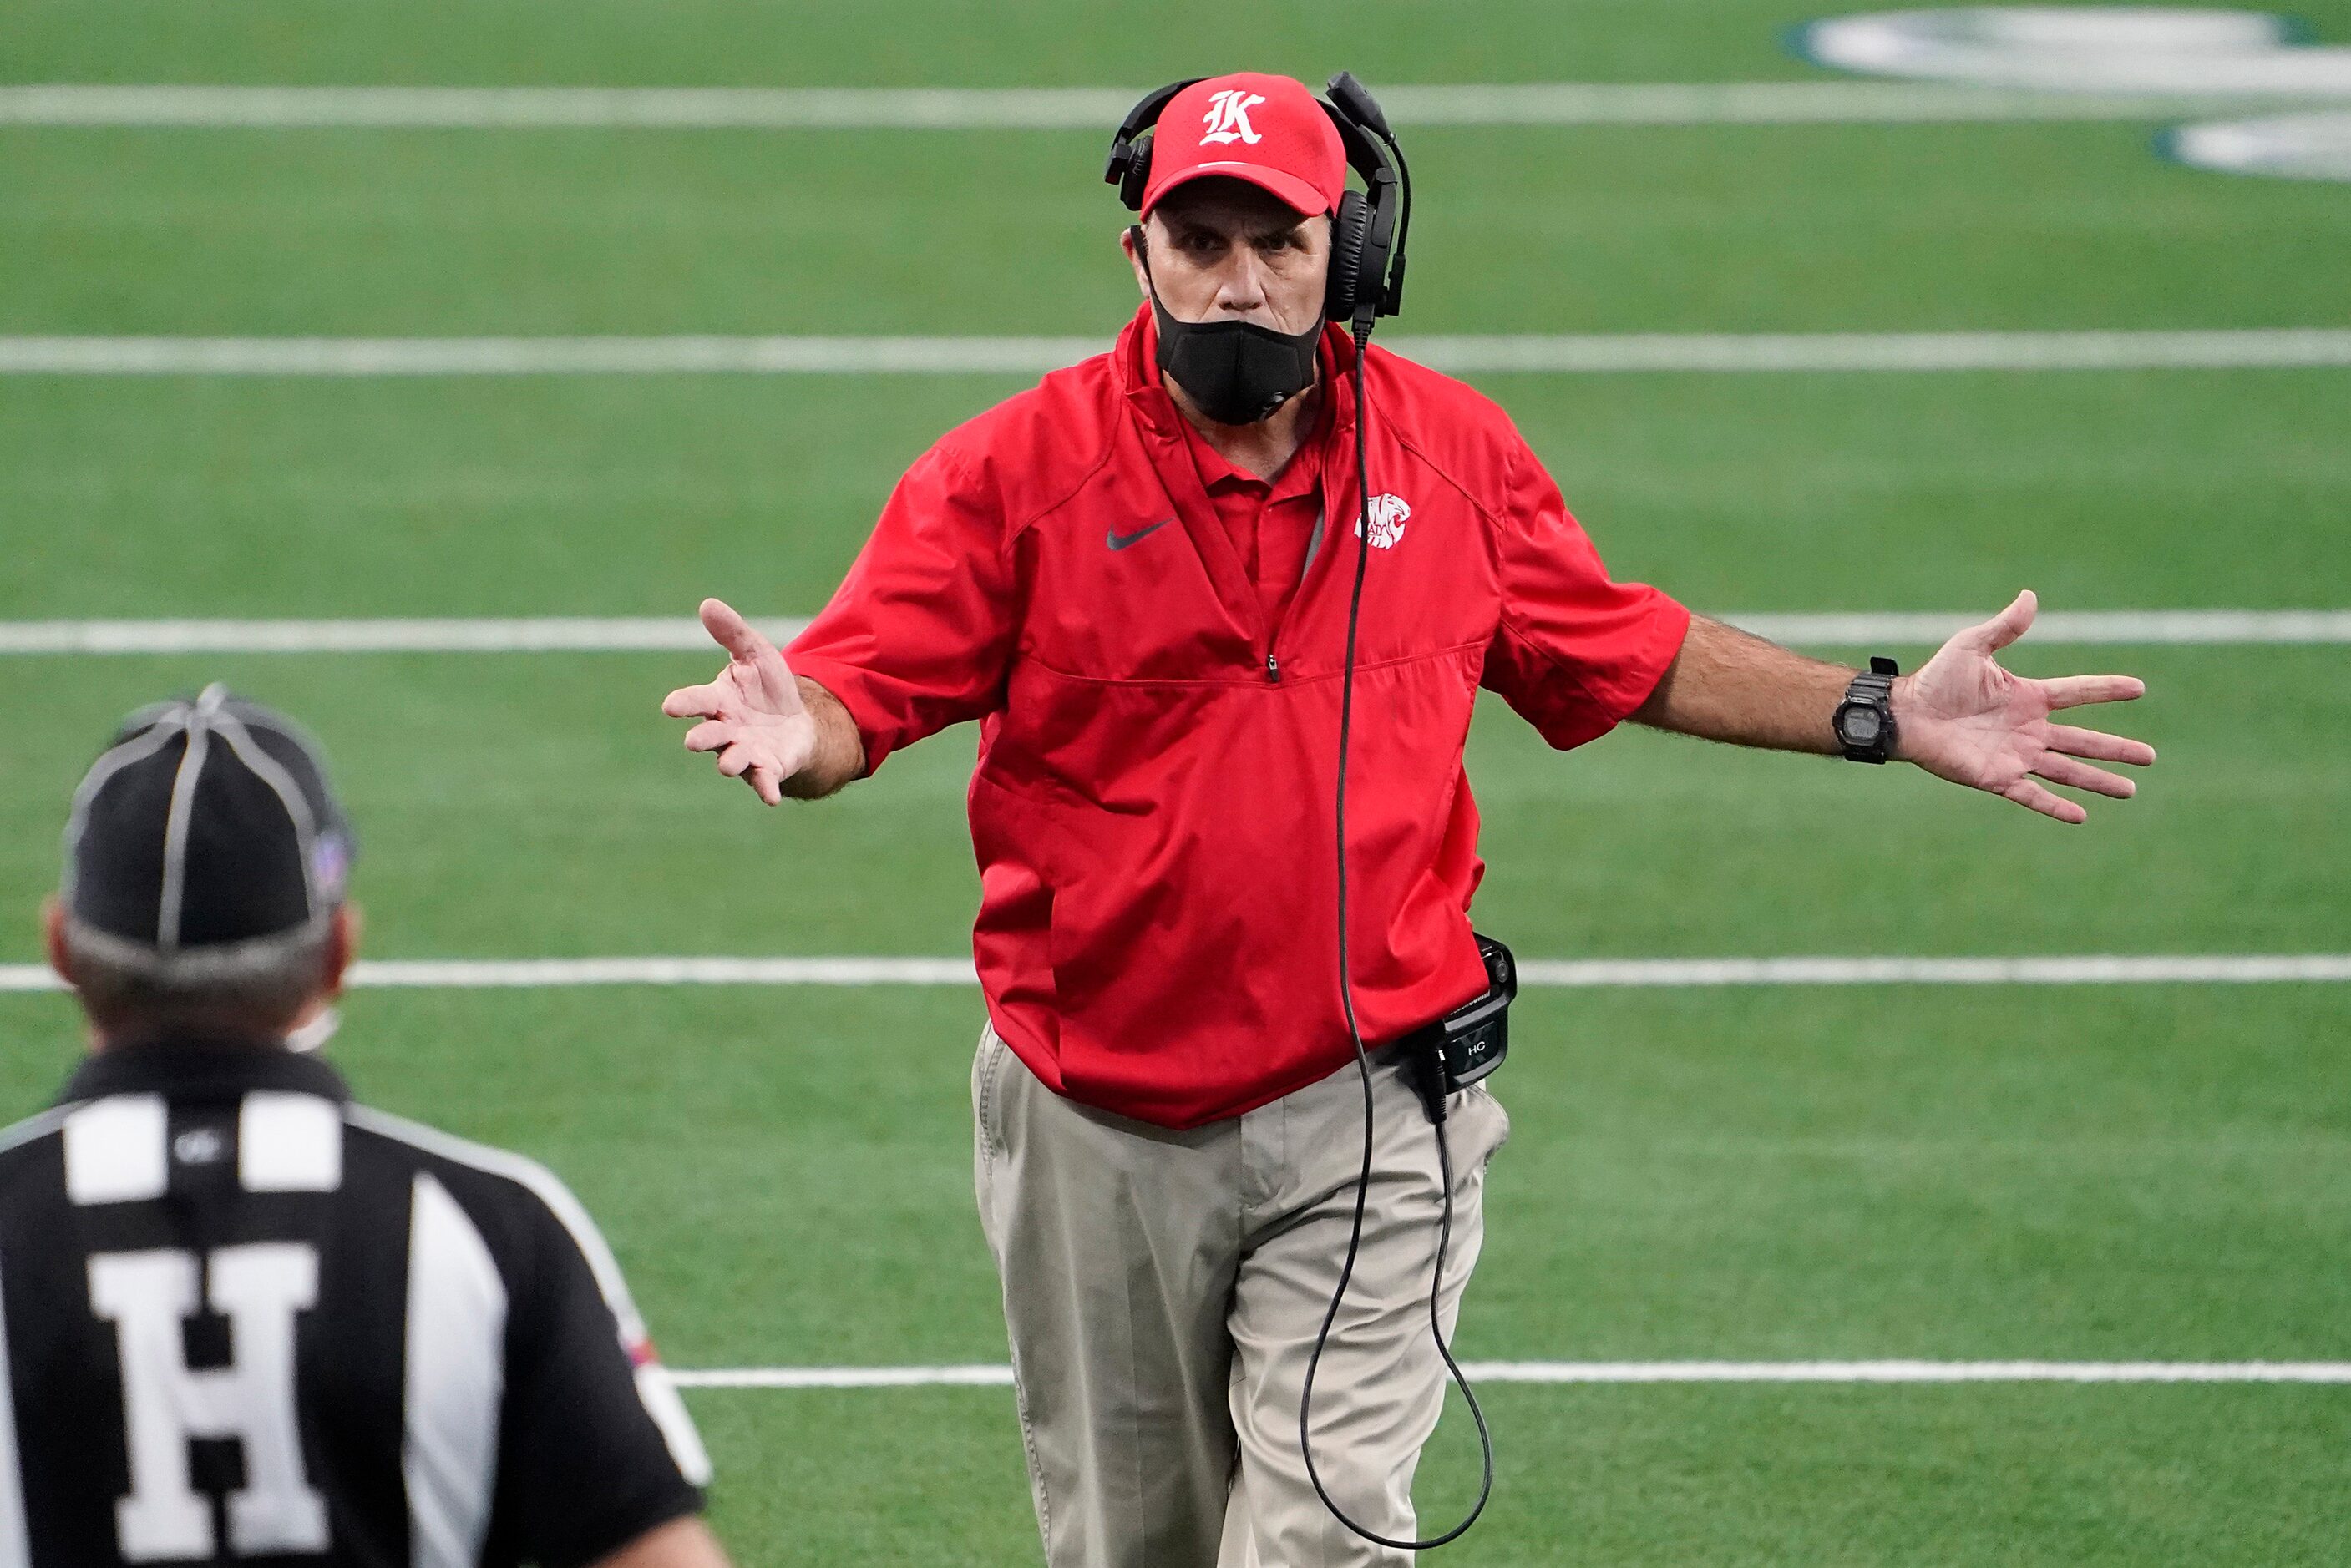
[1201,89,1266,145]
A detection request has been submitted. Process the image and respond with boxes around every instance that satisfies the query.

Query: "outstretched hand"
[661,599,818,806]
[1896,591,2156,824]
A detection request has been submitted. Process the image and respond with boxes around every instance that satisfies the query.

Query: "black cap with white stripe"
[63,685,353,960]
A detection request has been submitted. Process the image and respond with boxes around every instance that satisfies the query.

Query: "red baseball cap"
[1140,72,1348,220]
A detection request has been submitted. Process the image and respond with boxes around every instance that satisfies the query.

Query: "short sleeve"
[1481,430,1690,751]
[787,441,1020,773]
[498,1186,707,1568]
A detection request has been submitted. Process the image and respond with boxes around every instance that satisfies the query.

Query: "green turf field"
[3,3,2348,1563]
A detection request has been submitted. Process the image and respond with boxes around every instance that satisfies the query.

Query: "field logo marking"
[1795,7,2351,180]
[2161,110,2351,179]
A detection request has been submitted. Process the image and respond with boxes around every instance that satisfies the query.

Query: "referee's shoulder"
[0,1104,73,1191]
[338,1102,613,1277]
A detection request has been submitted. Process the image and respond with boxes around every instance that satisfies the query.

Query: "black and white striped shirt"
[0,1041,709,1566]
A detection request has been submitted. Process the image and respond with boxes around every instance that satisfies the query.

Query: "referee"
[4,687,727,1568]
[664,71,2156,1567]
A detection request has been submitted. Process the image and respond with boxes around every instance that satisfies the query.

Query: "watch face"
[1842,707,1882,744]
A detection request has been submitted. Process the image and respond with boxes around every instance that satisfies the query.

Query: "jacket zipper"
[1262,495,1330,686]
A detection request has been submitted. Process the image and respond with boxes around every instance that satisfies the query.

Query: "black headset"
[1102,72,1411,335]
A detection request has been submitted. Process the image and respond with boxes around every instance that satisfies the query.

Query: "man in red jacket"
[664,72,2153,1568]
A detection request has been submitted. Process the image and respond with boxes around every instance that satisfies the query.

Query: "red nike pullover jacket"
[789,306,1690,1128]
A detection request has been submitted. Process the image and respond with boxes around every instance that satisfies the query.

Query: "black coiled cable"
[1296,326,1495,1552]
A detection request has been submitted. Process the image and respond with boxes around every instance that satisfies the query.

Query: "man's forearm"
[1631,614,1852,755]
[783,676,869,799]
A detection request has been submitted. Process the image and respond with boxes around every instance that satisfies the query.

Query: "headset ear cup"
[1119,134,1153,212]
[1325,188,1371,323]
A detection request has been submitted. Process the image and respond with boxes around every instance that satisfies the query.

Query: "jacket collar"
[1112,303,1367,648]
[60,1038,352,1107]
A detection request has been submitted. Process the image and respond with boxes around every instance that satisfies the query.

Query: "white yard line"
[2,610,2345,655]
[0,957,970,993]
[668,1360,2351,1389]
[1726,610,2351,645]
[347,957,982,988]
[680,1366,1016,1389]
[1518,955,2351,986]
[5,954,2348,994]
[5,83,2347,131]
[0,336,1103,377]
[8,330,2351,377]
[1405,329,2351,374]
[0,618,815,654]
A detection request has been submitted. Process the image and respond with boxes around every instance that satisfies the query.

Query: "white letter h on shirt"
[89,1245,329,1561]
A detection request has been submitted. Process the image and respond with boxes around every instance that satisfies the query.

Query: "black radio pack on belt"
[1402,933,1517,1125]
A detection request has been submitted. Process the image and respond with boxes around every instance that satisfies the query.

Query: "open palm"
[660,599,817,806]
[1898,591,2156,824]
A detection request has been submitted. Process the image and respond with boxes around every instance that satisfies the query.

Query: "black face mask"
[1137,235,1321,426]
[1151,298,1322,426]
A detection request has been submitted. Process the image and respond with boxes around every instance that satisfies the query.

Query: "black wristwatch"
[1833,657,1901,764]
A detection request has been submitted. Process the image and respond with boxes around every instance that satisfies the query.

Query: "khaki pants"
[971,1024,1510,1568]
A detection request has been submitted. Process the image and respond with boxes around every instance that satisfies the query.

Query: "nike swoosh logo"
[1107,518,1175,552]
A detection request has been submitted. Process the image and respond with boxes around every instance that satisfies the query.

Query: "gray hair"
[59,912,333,1034]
